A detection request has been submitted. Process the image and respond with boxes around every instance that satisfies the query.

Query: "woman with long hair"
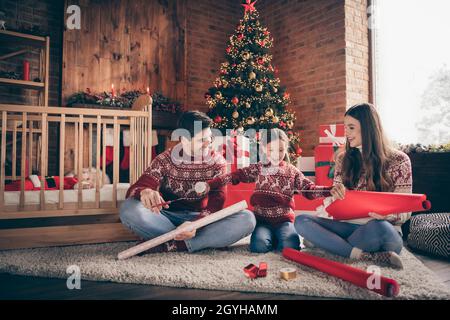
[295,103,412,268]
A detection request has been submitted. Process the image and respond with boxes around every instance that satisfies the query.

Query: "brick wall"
[185,0,241,111]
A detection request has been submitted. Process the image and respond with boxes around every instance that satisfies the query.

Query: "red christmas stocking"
[120,130,130,170]
[100,128,114,168]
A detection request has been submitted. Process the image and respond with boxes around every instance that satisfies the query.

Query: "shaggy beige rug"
[0,238,449,300]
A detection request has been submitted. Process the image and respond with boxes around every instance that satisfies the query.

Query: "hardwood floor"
[0,245,448,300]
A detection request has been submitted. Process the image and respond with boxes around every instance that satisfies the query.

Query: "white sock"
[350,247,363,259]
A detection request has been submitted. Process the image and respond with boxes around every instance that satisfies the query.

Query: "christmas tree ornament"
[245,102,251,108]
[232,111,240,119]
[215,92,222,99]
[295,146,303,156]
[242,52,251,60]
[249,71,256,79]
[237,33,244,41]
[255,84,263,92]
[232,96,239,105]
[284,92,290,99]
[257,57,265,65]
[214,116,222,123]
[273,87,278,93]
[226,46,232,54]
[287,120,294,129]
[246,116,256,125]
[272,116,279,123]
[242,0,257,14]
[265,108,274,117]
[222,80,229,88]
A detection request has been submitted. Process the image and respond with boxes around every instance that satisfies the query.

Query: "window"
[372,0,450,145]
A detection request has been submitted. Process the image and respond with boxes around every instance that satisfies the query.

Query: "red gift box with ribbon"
[314,144,342,187]
[319,124,345,146]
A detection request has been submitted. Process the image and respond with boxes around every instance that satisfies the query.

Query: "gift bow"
[320,125,345,146]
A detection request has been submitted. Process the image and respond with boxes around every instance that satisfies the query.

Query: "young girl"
[295,103,411,269]
[208,128,332,253]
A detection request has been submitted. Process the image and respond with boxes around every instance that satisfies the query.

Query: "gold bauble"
[273,87,278,93]
[249,71,256,80]
[245,102,251,108]
[232,111,239,119]
[247,117,256,125]
[272,116,279,123]
[265,108,274,117]
[242,52,251,60]
[222,80,228,88]
[287,120,294,129]
[215,92,222,99]
[255,84,263,92]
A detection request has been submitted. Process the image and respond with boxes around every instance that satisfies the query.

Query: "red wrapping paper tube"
[23,60,30,81]
[324,190,431,220]
[243,263,259,279]
[257,262,267,277]
[282,248,400,297]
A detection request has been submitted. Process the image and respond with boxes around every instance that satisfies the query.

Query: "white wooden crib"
[0,103,152,250]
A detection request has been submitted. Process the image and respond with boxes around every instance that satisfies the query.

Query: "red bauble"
[279,121,286,128]
[232,96,239,105]
[259,40,266,47]
[264,30,269,36]
[226,46,232,54]
[284,92,290,99]
[237,33,244,41]
[257,57,264,65]
[220,69,228,75]
[296,147,303,156]
[214,116,222,123]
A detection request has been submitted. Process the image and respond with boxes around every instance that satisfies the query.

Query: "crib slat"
[0,111,6,210]
[102,123,106,187]
[148,108,152,164]
[89,122,93,171]
[129,117,135,183]
[113,117,119,208]
[74,122,78,175]
[28,121,33,175]
[78,115,84,209]
[12,120,17,180]
[20,113,27,209]
[59,114,65,209]
[40,113,47,210]
[95,116,101,208]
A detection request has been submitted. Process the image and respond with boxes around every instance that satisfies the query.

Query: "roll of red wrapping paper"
[282,248,400,297]
[322,190,431,220]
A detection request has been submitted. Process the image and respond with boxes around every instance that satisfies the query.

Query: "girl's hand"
[330,183,346,200]
[174,221,196,240]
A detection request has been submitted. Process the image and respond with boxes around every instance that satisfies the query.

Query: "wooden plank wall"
[62,0,187,104]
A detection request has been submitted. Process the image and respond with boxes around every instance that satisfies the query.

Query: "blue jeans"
[294,214,403,258]
[250,221,300,253]
[119,198,256,252]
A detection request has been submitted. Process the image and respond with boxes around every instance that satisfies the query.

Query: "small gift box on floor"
[314,124,345,187]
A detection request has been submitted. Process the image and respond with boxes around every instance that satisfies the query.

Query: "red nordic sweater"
[126,146,227,213]
[208,161,332,225]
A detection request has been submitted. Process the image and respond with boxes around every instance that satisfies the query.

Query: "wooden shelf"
[0,78,45,90]
[0,30,47,46]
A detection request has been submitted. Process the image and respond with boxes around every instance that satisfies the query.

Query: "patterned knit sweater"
[333,148,413,228]
[208,161,332,225]
[126,146,227,213]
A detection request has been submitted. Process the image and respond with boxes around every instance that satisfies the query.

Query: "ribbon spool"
[279,267,297,280]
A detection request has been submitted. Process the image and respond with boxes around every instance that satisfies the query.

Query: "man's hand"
[330,183,346,200]
[174,221,196,241]
[140,188,168,213]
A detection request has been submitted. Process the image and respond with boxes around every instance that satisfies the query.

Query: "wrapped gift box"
[314,144,342,187]
[319,124,345,146]
[213,135,251,173]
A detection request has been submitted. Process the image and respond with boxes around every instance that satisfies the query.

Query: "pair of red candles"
[244,262,267,279]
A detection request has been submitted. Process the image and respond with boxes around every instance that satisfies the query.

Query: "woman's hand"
[330,183,346,200]
[140,188,169,213]
[174,221,196,240]
[368,212,398,222]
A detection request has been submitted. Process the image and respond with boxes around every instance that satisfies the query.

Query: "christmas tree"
[206,0,302,160]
